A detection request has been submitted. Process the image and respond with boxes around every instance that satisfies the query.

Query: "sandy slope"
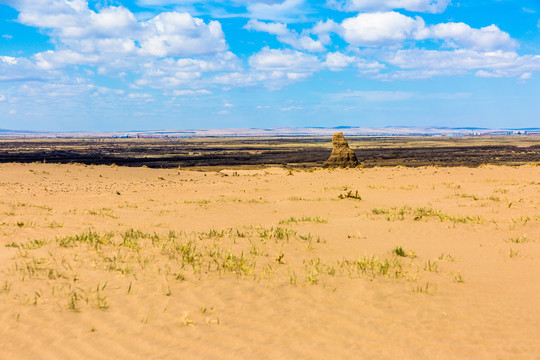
[0,163,539,359]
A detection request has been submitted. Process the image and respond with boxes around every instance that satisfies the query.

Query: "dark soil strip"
[1,139,539,168]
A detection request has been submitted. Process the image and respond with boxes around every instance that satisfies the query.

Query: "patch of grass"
[257,227,297,243]
[120,228,150,250]
[2,222,458,315]
[184,199,211,206]
[511,216,533,226]
[279,216,327,225]
[299,233,325,250]
[304,259,320,285]
[13,256,67,281]
[21,239,49,250]
[56,230,114,249]
[48,221,64,228]
[414,207,483,224]
[218,252,255,277]
[287,267,297,285]
[337,256,407,280]
[424,260,440,272]
[371,206,411,221]
[95,282,109,310]
[67,290,81,312]
[217,197,268,204]
[183,312,195,326]
[117,202,138,209]
[438,253,456,262]
[288,196,308,201]
[456,193,480,201]
[1,281,11,294]
[506,235,533,244]
[371,206,483,224]
[413,282,436,295]
[392,246,406,257]
[199,228,227,239]
[509,249,520,258]
[391,246,416,258]
[338,190,362,200]
[85,208,118,218]
[399,184,419,190]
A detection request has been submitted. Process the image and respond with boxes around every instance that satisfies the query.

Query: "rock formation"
[323,132,359,168]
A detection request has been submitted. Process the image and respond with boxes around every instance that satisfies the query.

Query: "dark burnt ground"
[0,137,539,168]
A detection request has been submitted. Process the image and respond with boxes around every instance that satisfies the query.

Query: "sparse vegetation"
[1,223,455,315]
[453,273,465,283]
[414,207,484,224]
[391,246,417,258]
[279,216,328,225]
[85,208,118,218]
[338,190,362,200]
[392,246,407,257]
[370,206,484,224]
[2,145,540,358]
[438,253,456,262]
[506,235,533,244]
[509,249,520,258]
[413,282,436,295]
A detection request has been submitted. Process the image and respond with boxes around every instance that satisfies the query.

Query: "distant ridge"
[1,126,539,138]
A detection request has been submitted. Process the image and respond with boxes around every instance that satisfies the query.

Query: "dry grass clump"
[302,247,441,287]
[506,235,535,244]
[370,206,484,224]
[279,216,328,225]
[2,225,453,314]
[338,190,362,200]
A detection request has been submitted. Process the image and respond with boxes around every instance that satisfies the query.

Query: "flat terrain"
[0,163,539,359]
[1,136,539,168]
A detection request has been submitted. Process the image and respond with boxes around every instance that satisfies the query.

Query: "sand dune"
[0,163,539,359]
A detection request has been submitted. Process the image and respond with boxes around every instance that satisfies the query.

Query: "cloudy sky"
[0,0,539,131]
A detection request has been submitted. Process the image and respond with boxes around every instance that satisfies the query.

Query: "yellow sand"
[0,163,539,359]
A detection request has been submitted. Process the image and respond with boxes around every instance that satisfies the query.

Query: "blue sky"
[0,0,539,131]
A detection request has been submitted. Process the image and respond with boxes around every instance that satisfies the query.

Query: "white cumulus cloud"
[127,93,153,99]
[135,51,242,88]
[329,0,450,13]
[430,23,518,51]
[245,19,326,52]
[339,12,517,51]
[0,55,52,81]
[172,89,212,96]
[10,0,229,70]
[341,12,427,46]
[324,52,355,71]
[249,47,321,73]
[2,0,540,93]
[139,12,227,57]
[379,49,540,79]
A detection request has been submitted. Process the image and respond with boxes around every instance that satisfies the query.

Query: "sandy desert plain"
[1,137,540,359]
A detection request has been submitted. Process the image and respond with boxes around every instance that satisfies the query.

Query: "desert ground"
[0,162,539,359]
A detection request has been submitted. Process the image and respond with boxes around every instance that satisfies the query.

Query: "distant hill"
[1,127,539,138]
